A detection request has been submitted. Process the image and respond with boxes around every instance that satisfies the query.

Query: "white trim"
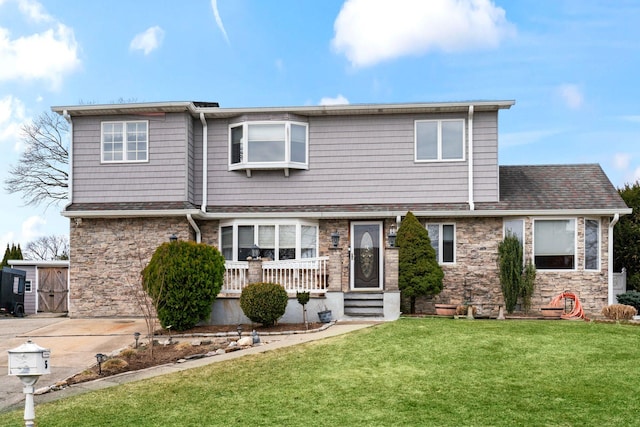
[425,222,457,265]
[414,119,466,162]
[350,221,384,291]
[608,214,620,305]
[100,120,149,164]
[532,217,577,271]
[584,217,601,271]
[228,121,309,173]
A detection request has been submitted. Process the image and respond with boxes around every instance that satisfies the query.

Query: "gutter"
[62,110,73,205]
[468,105,474,211]
[608,213,620,305]
[187,214,201,243]
[200,113,208,212]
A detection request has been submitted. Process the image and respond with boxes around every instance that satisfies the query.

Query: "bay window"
[534,219,576,270]
[220,220,318,261]
[229,121,308,173]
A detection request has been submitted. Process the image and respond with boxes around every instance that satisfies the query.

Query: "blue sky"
[0,0,639,254]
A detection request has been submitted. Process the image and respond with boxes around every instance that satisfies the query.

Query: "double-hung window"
[426,223,455,263]
[534,219,576,270]
[229,121,308,173]
[415,119,465,161]
[220,221,318,261]
[101,121,148,163]
[584,219,600,271]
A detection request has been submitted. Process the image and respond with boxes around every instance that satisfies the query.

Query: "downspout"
[200,112,208,213]
[608,213,620,305]
[467,105,475,211]
[62,110,73,205]
[187,214,201,243]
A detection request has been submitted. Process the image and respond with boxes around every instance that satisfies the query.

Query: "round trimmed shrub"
[240,282,288,326]
[142,241,225,331]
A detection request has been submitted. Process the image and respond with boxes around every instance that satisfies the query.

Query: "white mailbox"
[8,340,51,376]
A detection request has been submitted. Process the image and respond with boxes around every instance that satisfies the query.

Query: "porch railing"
[222,256,329,294]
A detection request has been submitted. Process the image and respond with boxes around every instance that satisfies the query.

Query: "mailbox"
[8,340,51,376]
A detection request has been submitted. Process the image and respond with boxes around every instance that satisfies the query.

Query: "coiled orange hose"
[549,292,588,321]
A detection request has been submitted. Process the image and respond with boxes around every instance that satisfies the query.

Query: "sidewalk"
[1,318,374,413]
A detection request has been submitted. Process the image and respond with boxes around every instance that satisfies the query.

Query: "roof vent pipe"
[200,113,208,213]
[468,105,475,211]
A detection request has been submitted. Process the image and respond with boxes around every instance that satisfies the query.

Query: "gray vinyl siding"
[72,113,190,203]
[204,112,499,206]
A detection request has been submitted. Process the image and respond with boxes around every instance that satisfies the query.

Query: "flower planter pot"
[435,304,457,316]
[541,307,564,319]
[318,310,332,323]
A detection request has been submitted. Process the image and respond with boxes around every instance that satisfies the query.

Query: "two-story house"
[52,100,630,322]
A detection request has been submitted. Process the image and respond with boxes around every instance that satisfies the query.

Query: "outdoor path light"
[237,324,243,338]
[134,332,141,348]
[95,353,107,375]
[8,340,51,427]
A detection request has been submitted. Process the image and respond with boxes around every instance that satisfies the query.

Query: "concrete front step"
[344,292,384,317]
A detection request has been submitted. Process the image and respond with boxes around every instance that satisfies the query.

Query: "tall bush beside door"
[498,235,523,314]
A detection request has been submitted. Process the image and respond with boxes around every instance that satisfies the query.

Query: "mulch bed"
[63,322,323,387]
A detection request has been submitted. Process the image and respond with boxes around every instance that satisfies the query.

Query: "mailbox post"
[8,340,51,427]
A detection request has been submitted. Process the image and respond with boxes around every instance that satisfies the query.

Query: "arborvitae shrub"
[396,211,444,314]
[498,235,523,314]
[616,291,640,312]
[240,282,288,326]
[142,241,225,331]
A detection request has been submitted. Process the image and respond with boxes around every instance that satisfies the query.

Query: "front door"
[350,222,383,290]
[37,268,68,313]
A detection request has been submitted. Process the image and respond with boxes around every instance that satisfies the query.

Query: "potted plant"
[434,303,457,316]
[317,306,332,323]
[541,306,564,319]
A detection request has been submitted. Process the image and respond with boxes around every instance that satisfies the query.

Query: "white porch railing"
[223,261,249,293]
[222,257,329,294]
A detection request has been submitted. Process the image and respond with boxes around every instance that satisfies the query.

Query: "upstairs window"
[101,121,148,163]
[229,121,308,176]
[415,119,465,161]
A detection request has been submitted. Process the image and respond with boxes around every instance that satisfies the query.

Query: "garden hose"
[549,292,588,321]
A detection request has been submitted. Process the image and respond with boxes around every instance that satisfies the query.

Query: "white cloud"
[130,26,165,55]
[0,95,27,147]
[332,0,514,68]
[17,0,53,23]
[21,215,45,243]
[619,115,640,123]
[211,0,230,45]
[0,23,80,89]
[319,94,350,106]
[613,153,631,170]
[557,84,584,109]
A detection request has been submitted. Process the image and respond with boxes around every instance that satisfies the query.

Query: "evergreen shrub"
[240,282,288,326]
[142,241,225,331]
[616,291,640,312]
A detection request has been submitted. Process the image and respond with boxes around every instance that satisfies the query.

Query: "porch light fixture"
[169,234,178,243]
[251,244,260,259]
[331,231,340,248]
[388,224,397,248]
[95,353,107,375]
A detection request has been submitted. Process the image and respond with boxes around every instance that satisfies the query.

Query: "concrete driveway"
[0,316,146,412]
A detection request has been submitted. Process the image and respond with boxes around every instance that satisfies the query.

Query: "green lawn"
[3,318,640,426]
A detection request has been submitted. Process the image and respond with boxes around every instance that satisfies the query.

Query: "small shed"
[8,260,70,315]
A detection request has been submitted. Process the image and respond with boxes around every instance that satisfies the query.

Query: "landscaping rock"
[238,337,253,347]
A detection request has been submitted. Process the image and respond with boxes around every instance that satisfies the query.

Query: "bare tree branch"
[4,111,69,208]
[24,235,69,260]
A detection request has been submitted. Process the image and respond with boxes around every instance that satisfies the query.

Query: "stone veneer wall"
[410,216,611,317]
[69,217,193,317]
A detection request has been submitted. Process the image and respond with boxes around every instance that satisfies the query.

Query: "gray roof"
[476,164,629,212]
[63,164,630,217]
